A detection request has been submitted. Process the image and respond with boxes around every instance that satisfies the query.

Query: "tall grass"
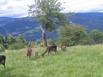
[0,45,103,77]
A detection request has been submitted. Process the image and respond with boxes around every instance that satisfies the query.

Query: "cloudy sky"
[0,0,103,17]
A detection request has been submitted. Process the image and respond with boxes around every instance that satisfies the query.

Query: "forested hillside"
[0,13,103,40]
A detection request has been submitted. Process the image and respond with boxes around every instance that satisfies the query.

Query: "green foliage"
[58,24,91,46]
[0,34,26,50]
[9,42,25,50]
[29,0,66,31]
[0,44,5,52]
[6,34,16,44]
[2,37,9,49]
[15,35,25,43]
[89,29,103,44]
[0,35,6,51]
[28,0,67,46]
[0,35,3,44]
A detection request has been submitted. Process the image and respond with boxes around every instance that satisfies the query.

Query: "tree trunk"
[40,26,48,47]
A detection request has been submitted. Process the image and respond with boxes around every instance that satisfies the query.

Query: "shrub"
[58,24,91,46]
[9,42,25,50]
[89,29,103,44]
[0,44,5,52]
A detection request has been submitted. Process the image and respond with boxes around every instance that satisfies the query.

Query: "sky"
[0,0,103,17]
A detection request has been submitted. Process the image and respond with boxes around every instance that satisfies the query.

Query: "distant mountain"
[0,17,57,40]
[0,17,38,35]
[0,13,103,40]
[69,13,103,32]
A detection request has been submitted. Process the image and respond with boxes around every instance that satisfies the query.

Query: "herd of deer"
[0,43,67,67]
[27,43,67,58]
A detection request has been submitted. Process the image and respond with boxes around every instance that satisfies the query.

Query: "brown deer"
[27,47,32,58]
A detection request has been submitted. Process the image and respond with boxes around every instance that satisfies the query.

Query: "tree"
[2,36,9,49]
[0,35,3,44]
[58,24,91,46]
[89,29,103,44]
[8,35,25,50]
[28,0,66,47]
[6,34,16,44]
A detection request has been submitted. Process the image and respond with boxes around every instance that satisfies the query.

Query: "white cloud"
[0,0,34,17]
[0,0,103,17]
[59,0,103,12]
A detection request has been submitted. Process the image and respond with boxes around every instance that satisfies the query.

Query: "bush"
[9,42,25,50]
[89,29,103,44]
[58,24,91,46]
[0,44,5,52]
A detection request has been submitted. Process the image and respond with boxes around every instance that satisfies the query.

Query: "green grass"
[0,45,103,77]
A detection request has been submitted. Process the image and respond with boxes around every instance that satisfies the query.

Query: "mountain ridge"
[0,13,103,40]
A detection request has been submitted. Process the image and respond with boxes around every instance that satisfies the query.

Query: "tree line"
[57,24,103,46]
[0,34,25,52]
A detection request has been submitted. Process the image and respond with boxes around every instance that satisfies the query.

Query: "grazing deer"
[27,47,32,58]
[41,45,57,56]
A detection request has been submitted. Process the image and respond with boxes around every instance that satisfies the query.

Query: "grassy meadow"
[0,45,103,77]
